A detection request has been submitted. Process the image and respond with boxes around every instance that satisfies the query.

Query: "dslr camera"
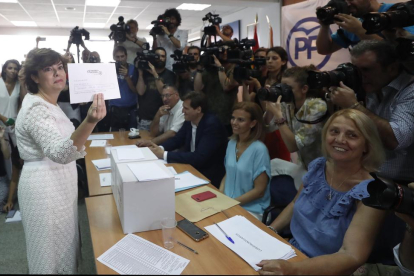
[362,1,414,34]
[171,50,195,74]
[202,12,222,36]
[257,83,294,103]
[307,62,364,101]
[136,50,160,70]
[316,0,350,25]
[150,15,171,36]
[70,26,90,45]
[363,173,413,216]
[109,16,130,43]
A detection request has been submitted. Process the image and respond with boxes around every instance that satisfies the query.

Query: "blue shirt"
[332,3,414,48]
[224,140,271,214]
[289,157,372,257]
[109,63,137,107]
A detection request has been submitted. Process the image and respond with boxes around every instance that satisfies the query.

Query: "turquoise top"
[224,140,271,214]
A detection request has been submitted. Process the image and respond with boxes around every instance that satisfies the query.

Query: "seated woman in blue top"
[258,109,387,275]
[219,102,271,220]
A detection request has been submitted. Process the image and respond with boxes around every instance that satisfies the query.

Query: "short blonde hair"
[321,109,385,172]
[230,102,265,143]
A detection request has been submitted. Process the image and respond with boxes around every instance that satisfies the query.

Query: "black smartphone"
[6,210,16,219]
[177,218,209,242]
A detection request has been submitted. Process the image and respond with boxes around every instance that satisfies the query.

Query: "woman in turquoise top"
[258,109,387,275]
[220,102,271,219]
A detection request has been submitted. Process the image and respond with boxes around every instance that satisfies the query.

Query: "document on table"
[127,162,171,181]
[205,216,296,271]
[117,147,144,160]
[87,134,114,140]
[100,173,111,187]
[68,63,121,104]
[174,171,209,192]
[92,158,111,171]
[97,234,190,275]
[168,167,177,175]
[90,140,107,147]
[5,211,22,223]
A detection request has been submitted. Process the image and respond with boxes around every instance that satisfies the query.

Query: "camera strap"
[294,110,329,125]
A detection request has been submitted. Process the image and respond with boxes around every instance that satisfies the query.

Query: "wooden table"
[85,131,152,197]
[84,131,307,274]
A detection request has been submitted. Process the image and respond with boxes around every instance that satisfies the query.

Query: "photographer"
[152,8,188,71]
[177,46,200,98]
[329,40,414,184]
[136,47,176,131]
[215,24,234,42]
[194,47,239,134]
[316,0,414,55]
[109,46,138,131]
[115,19,147,65]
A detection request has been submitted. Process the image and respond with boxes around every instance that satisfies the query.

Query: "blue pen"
[215,223,235,244]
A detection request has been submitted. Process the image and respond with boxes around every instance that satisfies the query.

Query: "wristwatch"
[168,34,174,38]
[218,66,225,72]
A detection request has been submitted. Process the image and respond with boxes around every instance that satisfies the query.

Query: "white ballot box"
[111,160,175,234]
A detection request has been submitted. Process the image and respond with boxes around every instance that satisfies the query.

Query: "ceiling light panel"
[84,22,106,28]
[176,3,211,11]
[11,21,37,26]
[0,0,18,3]
[85,0,120,7]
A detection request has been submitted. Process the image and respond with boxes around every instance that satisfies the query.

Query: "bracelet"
[350,102,360,109]
[154,76,161,81]
[218,66,225,72]
[274,117,286,126]
[407,223,414,236]
[267,225,278,234]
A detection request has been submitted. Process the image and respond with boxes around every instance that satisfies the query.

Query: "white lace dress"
[15,93,86,274]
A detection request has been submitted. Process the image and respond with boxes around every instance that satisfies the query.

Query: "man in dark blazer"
[147,91,227,187]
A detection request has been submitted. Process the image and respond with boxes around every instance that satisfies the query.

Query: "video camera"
[171,50,195,74]
[316,0,350,25]
[202,12,222,36]
[257,83,294,103]
[362,1,414,34]
[150,15,171,36]
[362,173,413,216]
[109,16,130,43]
[396,37,414,63]
[136,50,160,70]
[70,26,90,45]
[307,62,364,101]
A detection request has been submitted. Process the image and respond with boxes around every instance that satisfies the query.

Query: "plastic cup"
[161,218,177,249]
[105,143,112,157]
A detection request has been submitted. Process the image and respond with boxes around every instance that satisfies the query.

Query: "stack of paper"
[92,158,111,171]
[87,134,114,140]
[174,171,209,192]
[98,234,189,275]
[5,211,22,223]
[99,173,112,187]
[127,162,171,181]
[205,216,296,270]
[117,147,144,161]
[90,140,107,147]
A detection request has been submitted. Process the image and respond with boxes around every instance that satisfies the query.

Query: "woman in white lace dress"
[15,48,106,274]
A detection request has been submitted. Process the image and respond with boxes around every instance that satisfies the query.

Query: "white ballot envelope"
[68,63,121,104]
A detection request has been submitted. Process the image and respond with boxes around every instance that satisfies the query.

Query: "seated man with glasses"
[136,85,184,146]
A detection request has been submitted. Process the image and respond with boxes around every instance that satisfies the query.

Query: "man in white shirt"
[152,8,188,71]
[136,85,184,146]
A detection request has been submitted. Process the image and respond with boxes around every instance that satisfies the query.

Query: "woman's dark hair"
[164,8,182,26]
[113,45,127,57]
[230,102,265,143]
[1,59,21,81]
[266,47,288,83]
[183,91,208,113]
[24,48,67,94]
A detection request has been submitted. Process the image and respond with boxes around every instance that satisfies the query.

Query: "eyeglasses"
[161,93,175,99]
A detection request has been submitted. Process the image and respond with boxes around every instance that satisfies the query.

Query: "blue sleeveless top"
[290,157,372,257]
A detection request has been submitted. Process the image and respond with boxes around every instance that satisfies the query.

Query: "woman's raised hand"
[86,93,106,124]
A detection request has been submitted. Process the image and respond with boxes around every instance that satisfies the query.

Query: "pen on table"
[215,223,235,244]
[177,241,198,254]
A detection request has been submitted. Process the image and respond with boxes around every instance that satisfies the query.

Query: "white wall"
[0,28,154,65]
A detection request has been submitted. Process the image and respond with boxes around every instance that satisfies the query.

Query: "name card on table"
[68,63,120,104]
